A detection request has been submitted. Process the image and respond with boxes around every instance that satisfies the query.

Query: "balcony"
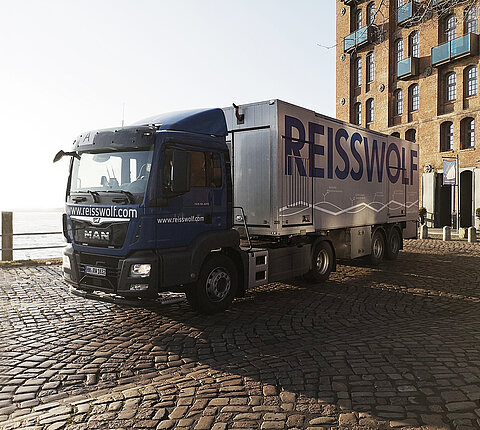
[397,2,416,27]
[432,33,479,67]
[344,26,372,53]
[451,34,476,57]
[397,57,420,79]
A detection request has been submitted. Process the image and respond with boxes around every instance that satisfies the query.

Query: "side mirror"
[170,150,191,194]
[53,150,80,163]
[53,150,66,163]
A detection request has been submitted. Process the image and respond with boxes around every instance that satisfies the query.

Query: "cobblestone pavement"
[1,239,480,429]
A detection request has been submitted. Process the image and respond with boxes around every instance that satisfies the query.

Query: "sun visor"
[73,126,156,151]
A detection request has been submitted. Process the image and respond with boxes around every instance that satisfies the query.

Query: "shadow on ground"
[3,243,480,428]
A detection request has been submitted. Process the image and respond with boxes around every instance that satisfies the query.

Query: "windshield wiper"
[100,190,136,204]
[72,190,99,203]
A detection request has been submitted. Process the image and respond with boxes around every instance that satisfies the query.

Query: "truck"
[55,99,419,314]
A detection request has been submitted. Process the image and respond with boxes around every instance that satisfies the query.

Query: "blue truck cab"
[59,109,243,313]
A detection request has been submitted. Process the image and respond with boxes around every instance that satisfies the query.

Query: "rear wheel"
[308,241,334,282]
[370,229,385,265]
[186,254,238,314]
[386,227,401,260]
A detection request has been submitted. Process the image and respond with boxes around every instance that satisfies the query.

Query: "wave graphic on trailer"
[279,200,419,217]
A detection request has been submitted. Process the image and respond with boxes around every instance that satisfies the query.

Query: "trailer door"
[282,145,314,228]
[388,166,407,218]
[230,127,271,227]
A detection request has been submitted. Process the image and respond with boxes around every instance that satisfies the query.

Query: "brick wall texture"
[336,0,480,228]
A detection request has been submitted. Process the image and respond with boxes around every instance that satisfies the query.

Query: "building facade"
[336,0,480,229]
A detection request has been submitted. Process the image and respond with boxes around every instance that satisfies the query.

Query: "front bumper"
[62,245,158,298]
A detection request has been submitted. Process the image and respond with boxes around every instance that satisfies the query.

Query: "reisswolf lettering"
[68,205,138,219]
[284,115,418,185]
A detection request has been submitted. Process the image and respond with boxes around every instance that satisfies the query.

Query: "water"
[3,210,65,261]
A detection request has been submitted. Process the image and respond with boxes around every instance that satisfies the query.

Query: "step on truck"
[55,99,419,314]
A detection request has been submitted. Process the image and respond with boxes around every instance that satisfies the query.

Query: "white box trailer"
[223,100,419,247]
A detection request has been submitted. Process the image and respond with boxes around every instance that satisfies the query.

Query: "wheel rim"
[373,236,384,258]
[205,267,231,302]
[316,249,330,275]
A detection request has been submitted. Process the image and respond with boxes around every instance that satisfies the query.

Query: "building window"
[366,52,375,82]
[446,72,456,101]
[391,132,400,137]
[367,2,376,25]
[354,102,362,125]
[409,84,419,112]
[465,6,478,34]
[441,121,454,151]
[445,15,457,42]
[396,0,403,8]
[366,98,374,123]
[405,129,416,143]
[461,117,475,149]
[395,38,404,65]
[354,57,362,87]
[465,66,478,97]
[355,9,363,31]
[409,31,419,57]
[394,89,403,115]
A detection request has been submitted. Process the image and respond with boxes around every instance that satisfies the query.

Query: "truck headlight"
[130,264,151,278]
[62,255,71,270]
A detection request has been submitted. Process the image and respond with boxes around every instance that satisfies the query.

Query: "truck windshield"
[70,148,154,199]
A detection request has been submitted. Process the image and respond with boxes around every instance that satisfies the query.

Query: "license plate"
[84,266,107,277]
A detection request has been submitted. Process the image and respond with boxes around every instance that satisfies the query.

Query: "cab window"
[190,151,222,188]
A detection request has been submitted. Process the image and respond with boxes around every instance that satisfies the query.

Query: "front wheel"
[370,229,385,265]
[186,254,238,314]
[308,241,334,282]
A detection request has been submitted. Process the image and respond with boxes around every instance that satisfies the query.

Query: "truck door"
[186,150,224,228]
[156,145,225,248]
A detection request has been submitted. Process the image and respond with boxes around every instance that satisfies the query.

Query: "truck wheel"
[370,229,385,265]
[386,227,401,260]
[309,241,334,282]
[186,254,238,314]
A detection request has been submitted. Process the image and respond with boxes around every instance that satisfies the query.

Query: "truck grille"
[72,220,129,248]
[78,253,122,292]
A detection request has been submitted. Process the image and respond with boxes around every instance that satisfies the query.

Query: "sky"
[0,0,336,210]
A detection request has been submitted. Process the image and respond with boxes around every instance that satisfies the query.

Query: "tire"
[386,227,401,260]
[308,241,334,282]
[186,254,238,314]
[370,229,385,265]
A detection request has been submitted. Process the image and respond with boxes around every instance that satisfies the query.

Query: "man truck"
[55,99,419,314]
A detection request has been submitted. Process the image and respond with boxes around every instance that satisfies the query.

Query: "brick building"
[336,0,480,229]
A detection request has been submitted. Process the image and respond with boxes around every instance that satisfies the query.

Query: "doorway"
[460,170,473,227]
[434,173,452,227]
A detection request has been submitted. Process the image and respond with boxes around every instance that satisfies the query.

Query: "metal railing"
[1,211,64,261]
